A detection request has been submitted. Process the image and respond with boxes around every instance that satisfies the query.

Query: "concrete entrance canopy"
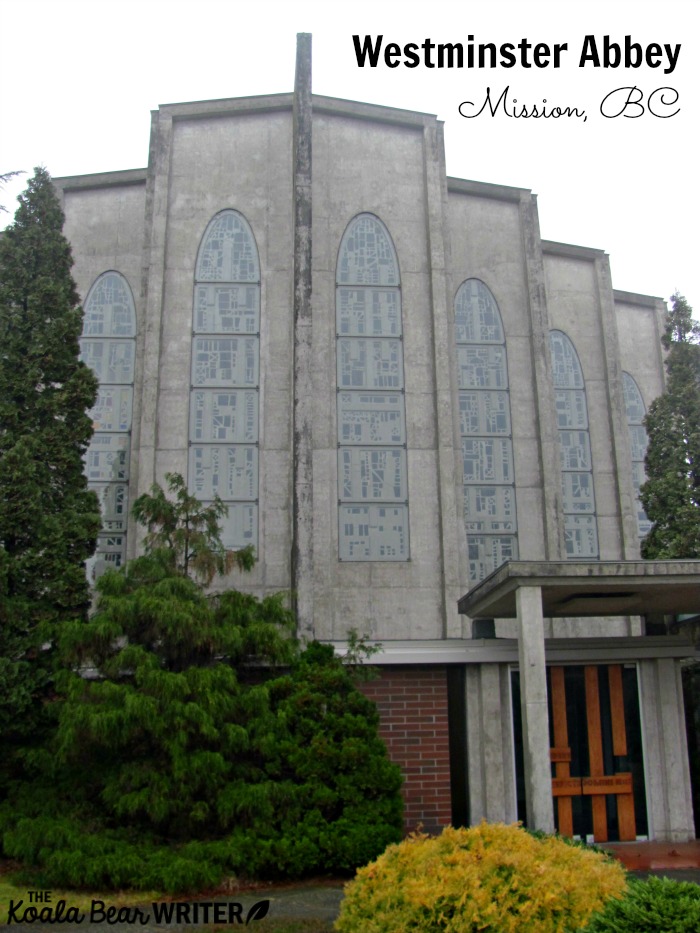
[458,560,700,621]
[458,560,700,836]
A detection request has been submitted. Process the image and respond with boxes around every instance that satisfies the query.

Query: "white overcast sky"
[1,0,697,307]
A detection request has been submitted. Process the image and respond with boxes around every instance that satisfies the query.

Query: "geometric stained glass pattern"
[188,445,258,501]
[549,330,599,558]
[89,386,134,433]
[455,278,505,343]
[337,288,401,336]
[189,390,258,444]
[81,271,137,337]
[337,214,409,560]
[338,448,407,502]
[337,338,404,390]
[85,433,130,483]
[195,211,260,283]
[455,279,518,584]
[81,271,136,581]
[622,372,652,538]
[463,485,517,533]
[194,284,259,334]
[337,215,400,286]
[337,392,405,445]
[338,505,409,560]
[91,483,130,533]
[191,337,259,387]
[190,211,260,550]
[79,340,135,383]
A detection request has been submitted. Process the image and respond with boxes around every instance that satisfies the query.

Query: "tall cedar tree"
[1,171,22,214]
[640,293,700,559]
[0,167,100,745]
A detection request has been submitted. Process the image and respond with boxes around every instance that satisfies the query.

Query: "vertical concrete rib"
[292,33,314,638]
[132,107,173,556]
[595,256,639,559]
[519,193,565,560]
[422,119,465,637]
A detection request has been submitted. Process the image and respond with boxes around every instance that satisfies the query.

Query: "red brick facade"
[360,666,452,835]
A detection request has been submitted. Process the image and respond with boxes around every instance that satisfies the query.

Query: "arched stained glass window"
[622,372,652,539]
[455,280,518,583]
[549,330,599,558]
[190,211,260,550]
[80,272,136,580]
[336,214,409,560]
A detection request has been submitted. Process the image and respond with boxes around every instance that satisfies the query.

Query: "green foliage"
[132,472,255,584]
[341,629,382,682]
[0,170,22,213]
[334,822,627,933]
[1,481,402,892]
[229,643,403,877]
[3,812,236,894]
[0,166,100,755]
[1,630,402,889]
[585,875,700,932]
[641,292,700,559]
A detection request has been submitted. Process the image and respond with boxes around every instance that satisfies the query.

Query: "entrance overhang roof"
[458,560,700,620]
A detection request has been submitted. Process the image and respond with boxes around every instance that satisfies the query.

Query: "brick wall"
[360,665,452,835]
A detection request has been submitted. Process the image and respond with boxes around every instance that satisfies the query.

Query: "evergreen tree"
[132,472,255,584]
[0,476,403,892]
[0,167,100,745]
[640,292,700,559]
[1,170,22,214]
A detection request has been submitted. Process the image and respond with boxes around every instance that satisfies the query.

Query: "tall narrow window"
[190,211,260,549]
[549,330,599,558]
[455,279,518,583]
[622,372,652,540]
[336,214,409,560]
[80,271,136,580]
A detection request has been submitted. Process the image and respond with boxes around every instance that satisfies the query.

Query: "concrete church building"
[55,35,700,844]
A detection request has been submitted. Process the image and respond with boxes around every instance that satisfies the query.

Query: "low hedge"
[335,822,627,933]
[585,875,700,932]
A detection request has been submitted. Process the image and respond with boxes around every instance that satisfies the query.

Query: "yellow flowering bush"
[334,822,627,933]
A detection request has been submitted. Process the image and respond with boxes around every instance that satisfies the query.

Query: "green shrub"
[2,480,403,892]
[334,822,627,933]
[585,875,700,932]
[1,641,402,890]
[3,818,232,894]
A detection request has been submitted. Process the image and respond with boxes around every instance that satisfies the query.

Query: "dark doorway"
[512,664,647,841]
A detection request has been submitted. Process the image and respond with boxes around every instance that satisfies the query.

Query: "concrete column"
[292,33,314,638]
[421,120,466,637]
[480,665,507,821]
[638,658,696,841]
[659,658,695,840]
[516,584,555,833]
[594,255,639,561]
[518,194,565,561]
[131,109,174,557]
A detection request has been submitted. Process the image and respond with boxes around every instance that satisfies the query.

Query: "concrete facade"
[56,36,698,842]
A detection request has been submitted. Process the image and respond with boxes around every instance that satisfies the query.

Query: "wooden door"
[549,665,637,842]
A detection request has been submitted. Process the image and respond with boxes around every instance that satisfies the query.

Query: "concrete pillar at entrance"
[516,585,555,833]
